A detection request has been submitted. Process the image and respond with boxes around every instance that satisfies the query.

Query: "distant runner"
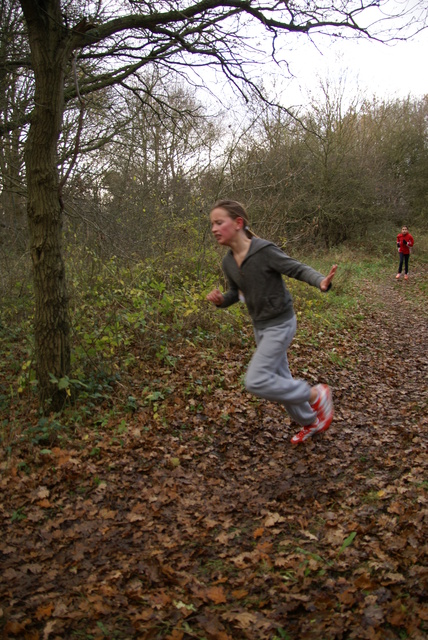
[396,225,414,281]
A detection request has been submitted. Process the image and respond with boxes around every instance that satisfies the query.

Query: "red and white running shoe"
[290,419,322,444]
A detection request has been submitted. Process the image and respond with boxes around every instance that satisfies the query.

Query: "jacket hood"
[227,237,274,261]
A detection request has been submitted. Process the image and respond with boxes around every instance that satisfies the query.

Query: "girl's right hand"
[320,265,338,291]
[206,289,225,305]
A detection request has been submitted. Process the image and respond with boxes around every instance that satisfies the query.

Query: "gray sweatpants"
[245,315,316,426]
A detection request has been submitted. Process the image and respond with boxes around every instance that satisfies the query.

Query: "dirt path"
[336,264,427,422]
[345,266,428,439]
[1,269,427,639]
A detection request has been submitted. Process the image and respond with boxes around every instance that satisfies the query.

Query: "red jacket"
[397,232,414,255]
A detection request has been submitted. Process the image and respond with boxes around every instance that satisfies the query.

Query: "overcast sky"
[284,29,428,105]
[206,22,427,118]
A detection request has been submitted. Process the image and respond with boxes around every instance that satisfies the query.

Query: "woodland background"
[2,0,428,408]
[1,1,428,638]
[2,66,428,398]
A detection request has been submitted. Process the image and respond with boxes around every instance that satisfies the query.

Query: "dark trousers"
[398,253,410,274]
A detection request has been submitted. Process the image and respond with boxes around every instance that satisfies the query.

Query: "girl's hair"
[211,199,257,239]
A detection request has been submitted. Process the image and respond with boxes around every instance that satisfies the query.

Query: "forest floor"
[1,266,427,640]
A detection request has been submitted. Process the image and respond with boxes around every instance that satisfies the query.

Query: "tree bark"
[21,0,71,409]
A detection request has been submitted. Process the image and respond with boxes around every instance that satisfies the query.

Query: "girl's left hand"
[320,265,338,291]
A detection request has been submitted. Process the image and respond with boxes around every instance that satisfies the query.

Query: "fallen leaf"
[35,603,54,620]
[206,586,227,605]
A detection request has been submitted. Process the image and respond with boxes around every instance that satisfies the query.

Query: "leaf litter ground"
[1,269,427,640]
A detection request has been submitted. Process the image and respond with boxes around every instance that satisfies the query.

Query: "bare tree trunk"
[22,0,71,409]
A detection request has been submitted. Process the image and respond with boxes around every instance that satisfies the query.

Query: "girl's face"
[210,207,243,246]
[402,226,408,234]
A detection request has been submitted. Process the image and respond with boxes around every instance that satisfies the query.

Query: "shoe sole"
[314,384,333,412]
[316,415,333,433]
[312,385,334,433]
[291,385,334,444]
